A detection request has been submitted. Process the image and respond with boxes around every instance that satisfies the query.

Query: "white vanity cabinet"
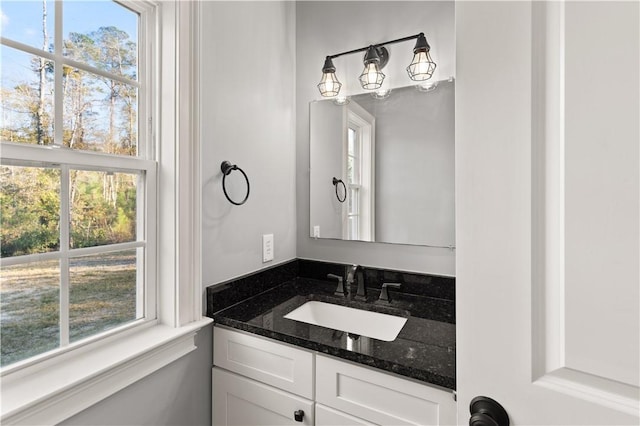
[212,327,456,426]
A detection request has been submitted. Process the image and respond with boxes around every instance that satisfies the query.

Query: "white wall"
[296,1,456,275]
[201,1,297,286]
[59,326,213,426]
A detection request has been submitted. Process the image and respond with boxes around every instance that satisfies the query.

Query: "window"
[344,103,375,241]
[347,126,361,239]
[0,0,156,369]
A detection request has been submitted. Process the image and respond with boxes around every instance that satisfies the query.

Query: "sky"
[0,1,138,85]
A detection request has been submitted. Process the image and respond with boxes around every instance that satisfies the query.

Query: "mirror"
[309,80,455,247]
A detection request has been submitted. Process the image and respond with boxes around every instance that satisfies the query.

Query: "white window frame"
[346,125,362,240]
[343,102,375,242]
[0,2,209,424]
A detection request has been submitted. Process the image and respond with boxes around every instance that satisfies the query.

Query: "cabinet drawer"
[214,327,314,399]
[316,403,375,426]
[213,368,314,426]
[316,355,456,426]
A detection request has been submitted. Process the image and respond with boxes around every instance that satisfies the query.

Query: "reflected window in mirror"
[345,104,375,241]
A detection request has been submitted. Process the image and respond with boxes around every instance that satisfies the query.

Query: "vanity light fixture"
[317,32,436,97]
[317,57,342,97]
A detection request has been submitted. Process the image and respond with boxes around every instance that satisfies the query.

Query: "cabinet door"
[316,404,376,426]
[212,368,314,426]
[214,326,314,399]
[316,355,456,425]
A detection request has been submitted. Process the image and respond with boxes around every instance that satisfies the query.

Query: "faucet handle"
[327,274,346,297]
[379,282,402,302]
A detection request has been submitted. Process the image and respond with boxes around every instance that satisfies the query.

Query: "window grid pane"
[63,1,139,81]
[1,45,55,146]
[0,1,55,52]
[62,67,138,156]
[1,165,61,258]
[0,259,60,367]
[69,249,140,343]
[70,169,138,249]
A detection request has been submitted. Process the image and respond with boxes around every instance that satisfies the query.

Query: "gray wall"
[201,1,297,286]
[355,83,455,246]
[309,101,345,239]
[296,1,456,275]
[60,325,213,426]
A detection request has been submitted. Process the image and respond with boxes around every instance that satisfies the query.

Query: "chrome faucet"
[327,273,346,297]
[378,282,402,303]
[346,264,367,301]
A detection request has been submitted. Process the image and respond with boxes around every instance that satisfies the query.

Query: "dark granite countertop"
[209,271,456,390]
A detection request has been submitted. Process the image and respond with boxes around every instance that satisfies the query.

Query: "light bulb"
[414,52,431,74]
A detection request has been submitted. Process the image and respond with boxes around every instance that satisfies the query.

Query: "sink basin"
[283,301,407,341]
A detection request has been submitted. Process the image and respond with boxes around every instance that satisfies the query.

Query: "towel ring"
[332,177,347,203]
[221,161,250,206]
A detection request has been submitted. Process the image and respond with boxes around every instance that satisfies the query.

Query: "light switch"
[262,234,274,263]
[313,226,320,238]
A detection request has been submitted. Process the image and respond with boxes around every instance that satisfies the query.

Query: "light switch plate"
[313,226,320,238]
[262,234,274,263]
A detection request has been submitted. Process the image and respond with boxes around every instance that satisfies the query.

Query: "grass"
[0,252,137,367]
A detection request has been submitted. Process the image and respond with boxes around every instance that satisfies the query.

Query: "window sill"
[0,318,213,426]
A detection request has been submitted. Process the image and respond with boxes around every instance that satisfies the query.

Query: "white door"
[456,1,639,425]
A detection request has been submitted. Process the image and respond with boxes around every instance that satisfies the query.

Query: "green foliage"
[0,167,60,257]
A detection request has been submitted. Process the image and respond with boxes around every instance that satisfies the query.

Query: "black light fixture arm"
[325,33,425,61]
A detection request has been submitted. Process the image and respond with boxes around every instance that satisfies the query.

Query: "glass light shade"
[371,89,391,100]
[317,72,342,97]
[407,50,436,81]
[359,62,385,90]
[333,96,350,105]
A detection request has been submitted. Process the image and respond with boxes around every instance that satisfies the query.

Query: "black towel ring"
[221,161,250,206]
[332,177,347,203]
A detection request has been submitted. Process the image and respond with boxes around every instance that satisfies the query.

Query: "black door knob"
[294,409,304,422]
[469,396,509,426]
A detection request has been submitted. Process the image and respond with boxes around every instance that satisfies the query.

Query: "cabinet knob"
[294,409,304,422]
[469,396,509,426]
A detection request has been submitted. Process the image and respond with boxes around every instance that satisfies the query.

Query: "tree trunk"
[37,0,48,145]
